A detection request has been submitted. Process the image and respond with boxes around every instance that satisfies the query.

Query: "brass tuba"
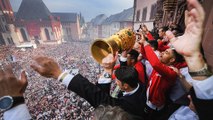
[91,28,136,64]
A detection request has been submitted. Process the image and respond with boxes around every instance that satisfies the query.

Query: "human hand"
[166,0,205,57]
[0,65,28,97]
[136,31,146,43]
[170,66,193,91]
[101,53,118,74]
[121,51,128,58]
[166,0,207,76]
[31,56,62,79]
[169,66,179,74]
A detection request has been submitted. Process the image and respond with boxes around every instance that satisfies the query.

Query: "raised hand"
[136,31,146,45]
[166,0,207,75]
[0,65,28,97]
[101,53,118,73]
[31,56,62,79]
[188,95,197,113]
[167,0,205,57]
[121,50,128,58]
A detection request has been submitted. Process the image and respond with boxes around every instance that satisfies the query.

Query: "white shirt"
[4,104,31,120]
[192,75,213,99]
[123,84,140,96]
[169,106,198,120]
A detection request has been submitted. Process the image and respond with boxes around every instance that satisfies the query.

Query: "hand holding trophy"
[91,28,136,64]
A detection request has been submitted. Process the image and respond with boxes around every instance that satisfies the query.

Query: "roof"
[90,14,107,25]
[102,14,119,25]
[52,13,78,23]
[16,0,52,20]
[102,8,133,25]
[118,8,134,21]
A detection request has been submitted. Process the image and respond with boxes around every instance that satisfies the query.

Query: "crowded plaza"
[0,42,98,119]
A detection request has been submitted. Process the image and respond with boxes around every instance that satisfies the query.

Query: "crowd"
[0,42,99,119]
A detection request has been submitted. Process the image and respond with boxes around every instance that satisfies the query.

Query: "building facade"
[133,0,187,31]
[53,13,81,41]
[87,14,107,40]
[15,0,63,44]
[0,10,12,45]
[133,0,157,31]
[101,8,134,38]
[87,8,133,41]
[0,0,18,45]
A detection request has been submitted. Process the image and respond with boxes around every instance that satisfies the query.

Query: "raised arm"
[31,54,118,108]
[166,0,211,80]
[137,31,177,80]
[144,45,177,80]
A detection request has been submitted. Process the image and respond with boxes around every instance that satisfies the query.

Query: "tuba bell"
[91,28,136,64]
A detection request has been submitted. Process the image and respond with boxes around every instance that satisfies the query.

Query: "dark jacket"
[190,87,213,120]
[68,74,146,119]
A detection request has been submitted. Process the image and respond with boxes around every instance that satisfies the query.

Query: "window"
[10,37,14,44]
[0,17,4,32]
[150,3,157,20]
[2,17,5,22]
[66,28,69,34]
[7,38,11,44]
[142,7,147,21]
[69,28,71,34]
[2,0,7,9]
[34,36,39,40]
[136,10,140,21]
[5,25,9,32]
[0,25,3,32]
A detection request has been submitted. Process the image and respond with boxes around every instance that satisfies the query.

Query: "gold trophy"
[91,28,136,64]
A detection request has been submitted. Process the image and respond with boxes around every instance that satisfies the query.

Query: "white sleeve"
[98,72,112,84]
[57,71,76,87]
[168,106,198,120]
[144,60,153,79]
[192,75,213,99]
[3,104,31,120]
[119,56,127,62]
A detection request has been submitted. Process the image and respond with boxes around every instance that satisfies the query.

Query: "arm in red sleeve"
[134,62,145,84]
[158,41,170,52]
[144,45,177,80]
[146,32,154,41]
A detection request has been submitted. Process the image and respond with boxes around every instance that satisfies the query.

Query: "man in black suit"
[30,54,146,119]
